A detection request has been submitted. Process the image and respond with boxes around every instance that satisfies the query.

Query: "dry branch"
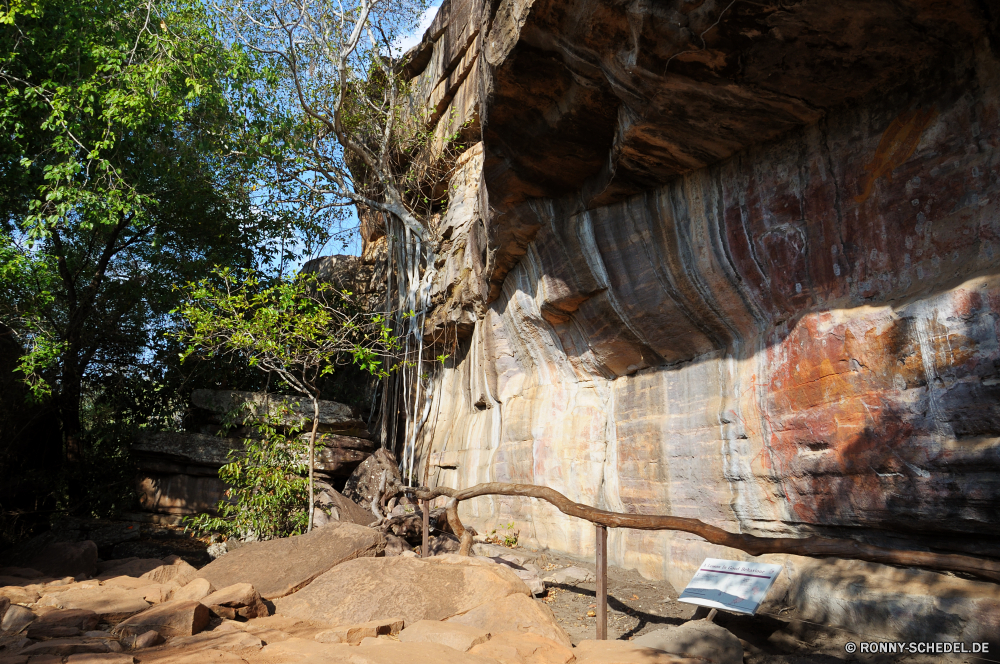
[395,482,1000,583]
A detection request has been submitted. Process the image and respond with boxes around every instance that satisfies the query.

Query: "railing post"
[422,499,430,558]
[596,523,608,640]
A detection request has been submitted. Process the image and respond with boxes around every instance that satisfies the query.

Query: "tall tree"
[0,0,296,500]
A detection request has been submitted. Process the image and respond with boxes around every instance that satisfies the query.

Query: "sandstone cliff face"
[398,0,1000,641]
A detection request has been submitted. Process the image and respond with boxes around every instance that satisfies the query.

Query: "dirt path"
[519,549,982,664]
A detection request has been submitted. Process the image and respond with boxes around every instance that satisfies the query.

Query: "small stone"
[129,629,164,649]
[586,611,596,617]
[1,605,35,635]
[112,600,209,638]
[202,583,268,619]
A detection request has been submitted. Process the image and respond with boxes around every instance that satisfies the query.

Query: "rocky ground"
[511,549,987,664]
[0,517,987,664]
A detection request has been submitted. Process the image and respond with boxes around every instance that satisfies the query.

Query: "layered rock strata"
[389,0,1000,644]
[135,391,375,517]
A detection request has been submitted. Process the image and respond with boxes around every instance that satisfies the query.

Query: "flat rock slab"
[140,557,197,587]
[164,630,263,652]
[19,637,118,656]
[247,637,498,664]
[446,592,571,648]
[66,655,136,664]
[575,641,705,664]
[273,554,528,626]
[113,601,209,638]
[631,622,743,664]
[26,609,98,638]
[314,617,404,644]
[171,578,213,602]
[398,620,490,652]
[196,522,384,600]
[41,587,149,623]
[0,587,40,606]
[469,630,575,664]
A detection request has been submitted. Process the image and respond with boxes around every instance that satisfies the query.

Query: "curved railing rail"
[385,481,1000,583]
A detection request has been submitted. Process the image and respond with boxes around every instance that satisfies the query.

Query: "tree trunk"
[307,396,320,532]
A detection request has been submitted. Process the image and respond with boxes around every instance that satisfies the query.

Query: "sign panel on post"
[678,558,783,615]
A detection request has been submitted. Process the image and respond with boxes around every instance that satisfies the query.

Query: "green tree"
[175,268,399,532]
[0,0,297,505]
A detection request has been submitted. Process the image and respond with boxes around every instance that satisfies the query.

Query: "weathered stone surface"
[112,601,209,639]
[170,579,213,603]
[250,637,499,664]
[395,0,1000,645]
[0,586,39,606]
[195,522,384,600]
[189,390,367,435]
[1,605,34,635]
[273,553,529,626]
[632,622,743,664]
[202,584,269,620]
[313,617,404,645]
[26,609,99,639]
[19,638,119,657]
[163,630,262,653]
[40,587,149,623]
[128,630,164,650]
[342,449,402,511]
[313,482,374,526]
[469,631,574,664]
[574,640,703,664]
[398,620,490,652]
[65,655,135,664]
[139,557,197,587]
[446,593,570,648]
[541,567,593,586]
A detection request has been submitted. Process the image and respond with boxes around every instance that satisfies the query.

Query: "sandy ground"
[524,549,991,664]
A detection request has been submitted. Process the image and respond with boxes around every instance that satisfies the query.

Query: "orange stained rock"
[854,106,938,203]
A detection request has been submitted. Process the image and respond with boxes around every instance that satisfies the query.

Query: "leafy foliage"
[0,0,315,516]
[185,403,310,540]
[175,267,400,531]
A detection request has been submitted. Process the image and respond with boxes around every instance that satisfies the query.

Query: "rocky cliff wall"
[396,0,1000,642]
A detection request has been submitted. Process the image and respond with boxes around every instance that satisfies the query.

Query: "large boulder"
[202,583,269,619]
[113,600,210,638]
[631,622,744,664]
[314,481,375,526]
[25,608,99,639]
[342,448,401,510]
[39,586,150,623]
[195,522,385,600]
[446,592,571,648]
[273,554,532,627]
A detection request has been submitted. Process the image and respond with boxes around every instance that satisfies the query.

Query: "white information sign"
[677,558,783,615]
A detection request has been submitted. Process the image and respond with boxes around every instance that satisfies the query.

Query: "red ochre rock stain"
[854,106,939,203]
